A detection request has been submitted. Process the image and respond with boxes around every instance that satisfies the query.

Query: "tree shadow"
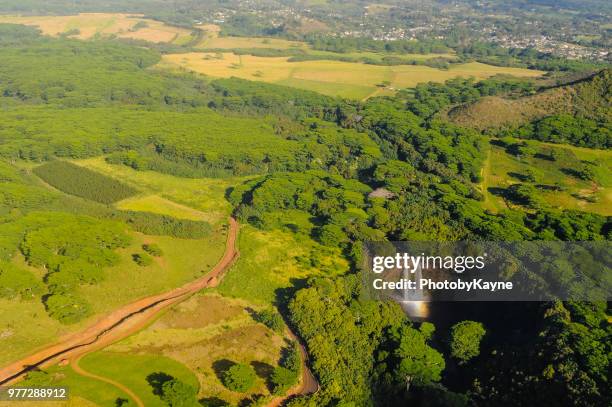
[251,361,274,391]
[199,397,230,407]
[146,372,175,396]
[487,187,508,198]
[244,306,258,320]
[534,152,554,161]
[508,172,531,182]
[239,394,265,407]
[115,398,130,407]
[212,359,236,382]
[561,168,581,179]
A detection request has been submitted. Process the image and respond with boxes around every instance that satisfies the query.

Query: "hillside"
[447,68,612,131]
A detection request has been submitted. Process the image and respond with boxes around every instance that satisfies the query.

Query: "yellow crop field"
[198,35,307,49]
[0,13,192,44]
[160,52,545,99]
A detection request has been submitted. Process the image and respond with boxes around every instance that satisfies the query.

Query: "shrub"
[133,253,153,267]
[270,367,298,395]
[160,379,198,407]
[115,211,212,239]
[143,243,164,257]
[221,363,256,392]
[44,293,91,324]
[254,309,284,333]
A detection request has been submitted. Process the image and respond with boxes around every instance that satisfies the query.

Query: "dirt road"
[0,218,240,386]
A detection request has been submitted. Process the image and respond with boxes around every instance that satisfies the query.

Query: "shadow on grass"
[251,360,274,391]
[199,396,230,407]
[212,359,236,382]
[146,371,175,396]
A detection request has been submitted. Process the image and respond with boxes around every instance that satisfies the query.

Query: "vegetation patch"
[482,138,611,215]
[34,161,137,204]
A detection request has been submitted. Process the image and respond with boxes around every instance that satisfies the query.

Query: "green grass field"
[12,363,133,407]
[79,352,199,407]
[160,52,543,99]
[481,140,612,215]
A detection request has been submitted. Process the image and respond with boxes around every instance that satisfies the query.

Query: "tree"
[254,309,284,333]
[270,366,298,394]
[221,364,256,392]
[449,321,486,363]
[143,243,164,257]
[133,253,153,267]
[160,379,198,407]
[391,324,446,386]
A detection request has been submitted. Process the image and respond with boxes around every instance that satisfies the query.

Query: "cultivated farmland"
[160,52,544,99]
[0,13,193,44]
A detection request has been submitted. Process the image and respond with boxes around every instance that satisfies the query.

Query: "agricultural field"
[0,13,193,44]
[160,52,544,99]
[198,35,307,50]
[481,139,612,215]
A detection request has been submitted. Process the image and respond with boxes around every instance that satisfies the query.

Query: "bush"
[133,253,153,267]
[254,309,284,333]
[221,363,256,393]
[143,243,163,257]
[270,366,298,395]
[160,379,198,407]
[44,293,91,324]
[115,211,212,239]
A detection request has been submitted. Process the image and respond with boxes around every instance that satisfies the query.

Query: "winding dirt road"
[0,218,240,386]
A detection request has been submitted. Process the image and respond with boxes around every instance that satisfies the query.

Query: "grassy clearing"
[482,140,611,215]
[76,157,245,226]
[0,296,72,366]
[78,228,225,314]
[160,52,543,99]
[79,352,199,407]
[106,293,287,405]
[116,195,210,221]
[199,35,306,49]
[0,13,192,44]
[217,212,348,304]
